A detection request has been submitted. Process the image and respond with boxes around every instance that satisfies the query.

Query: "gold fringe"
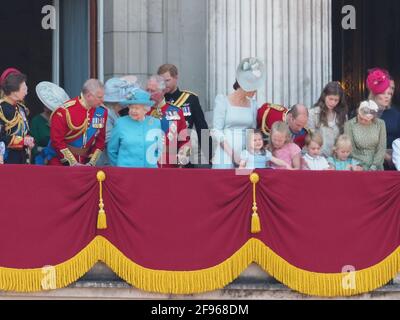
[0,238,100,292]
[251,239,400,297]
[98,236,254,294]
[0,236,399,297]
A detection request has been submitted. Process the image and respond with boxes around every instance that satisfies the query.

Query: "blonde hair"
[333,134,352,154]
[305,132,323,147]
[268,121,291,151]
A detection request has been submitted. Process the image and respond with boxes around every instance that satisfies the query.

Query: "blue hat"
[121,88,155,107]
[104,78,127,103]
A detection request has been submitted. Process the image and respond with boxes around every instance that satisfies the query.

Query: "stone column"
[103,0,149,84]
[208,0,332,115]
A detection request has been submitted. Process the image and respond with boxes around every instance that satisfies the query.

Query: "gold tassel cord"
[250,173,261,234]
[97,170,107,229]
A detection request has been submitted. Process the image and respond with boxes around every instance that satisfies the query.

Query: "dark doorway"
[332,0,400,111]
[0,0,52,117]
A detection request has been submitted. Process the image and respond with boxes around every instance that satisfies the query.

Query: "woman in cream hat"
[212,57,265,169]
[344,100,387,170]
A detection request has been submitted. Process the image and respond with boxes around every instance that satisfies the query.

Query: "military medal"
[166,111,174,121]
[182,104,192,117]
[173,111,180,120]
[92,114,105,129]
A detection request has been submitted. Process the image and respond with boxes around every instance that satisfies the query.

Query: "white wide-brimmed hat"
[36,82,70,112]
[236,57,265,92]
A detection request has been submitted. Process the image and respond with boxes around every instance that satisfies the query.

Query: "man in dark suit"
[158,64,210,167]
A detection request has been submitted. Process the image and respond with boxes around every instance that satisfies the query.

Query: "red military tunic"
[257,102,309,149]
[49,96,108,166]
[147,101,190,168]
[257,103,288,135]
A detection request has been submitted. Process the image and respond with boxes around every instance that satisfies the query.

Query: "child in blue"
[328,134,363,171]
[0,141,4,164]
[239,129,292,169]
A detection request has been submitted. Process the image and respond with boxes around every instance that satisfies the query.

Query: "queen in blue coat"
[108,88,163,168]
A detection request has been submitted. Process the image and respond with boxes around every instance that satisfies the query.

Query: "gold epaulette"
[49,106,65,122]
[174,91,192,109]
[269,104,287,112]
[0,101,24,131]
[182,90,198,97]
[63,100,77,109]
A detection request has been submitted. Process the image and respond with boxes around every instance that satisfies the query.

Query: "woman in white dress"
[212,58,265,169]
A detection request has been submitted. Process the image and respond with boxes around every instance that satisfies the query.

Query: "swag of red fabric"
[0,166,399,275]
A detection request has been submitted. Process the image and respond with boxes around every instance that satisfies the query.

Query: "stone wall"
[103,0,208,110]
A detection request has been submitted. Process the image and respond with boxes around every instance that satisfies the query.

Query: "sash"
[69,106,106,148]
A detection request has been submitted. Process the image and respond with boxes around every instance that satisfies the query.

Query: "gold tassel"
[97,171,107,229]
[97,210,107,229]
[250,173,261,234]
[251,212,261,233]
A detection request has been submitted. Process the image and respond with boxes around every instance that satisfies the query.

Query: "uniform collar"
[156,98,166,110]
[166,87,181,100]
[79,94,91,110]
[3,96,18,107]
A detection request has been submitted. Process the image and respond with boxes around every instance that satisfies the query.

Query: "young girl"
[328,134,363,171]
[308,82,349,157]
[239,129,292,169]
[302,132,330,170]
[267,121,301,169]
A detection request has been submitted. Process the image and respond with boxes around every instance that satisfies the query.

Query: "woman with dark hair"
[0,68,35,164]
[308,81,348,157]
[212,58,265,169]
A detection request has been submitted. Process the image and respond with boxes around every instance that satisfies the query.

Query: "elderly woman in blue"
[108,88,163,168]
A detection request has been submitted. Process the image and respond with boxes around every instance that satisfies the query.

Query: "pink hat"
[366,68,390,95]
[0,68,22,87]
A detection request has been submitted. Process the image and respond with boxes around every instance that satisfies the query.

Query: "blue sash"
[69,107,106,148]
[160,105,179,134]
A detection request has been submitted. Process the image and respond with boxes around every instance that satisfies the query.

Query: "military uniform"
[148,100,190,168]
[49,96,108,166]
[257,103,288,136]
[165,88,210,164]
[257,102,309,149]
[0,100,32,164]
